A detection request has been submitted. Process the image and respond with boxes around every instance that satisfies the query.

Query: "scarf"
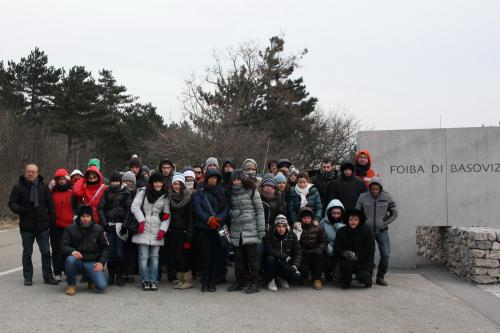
[53,182,72,192]
[27,177,39,208]
[146,187,165,204]
[355,161,371,177]
[185,180,194,190]
[169,188,192,208]
[295,183,312,208]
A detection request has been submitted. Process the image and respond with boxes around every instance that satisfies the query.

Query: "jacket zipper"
[373,199,377,232]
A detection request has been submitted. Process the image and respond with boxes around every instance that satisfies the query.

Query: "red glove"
[156,230,166,240]
[183,242,192,250]
[137,221,145,234]
[161,213,170,221]
[207,216,221,230]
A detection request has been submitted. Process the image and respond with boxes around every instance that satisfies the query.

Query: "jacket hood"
[299,206,314,219]
[158,159,174,173]
[340,160,355,172]
[84,165,103,185]
[368,176,383,190]
[277,159,292,168]
[54,168,69,179]
[355,150,373,164]
[204,168,221,184]
[325,199,345,223]
[222,158,236,169]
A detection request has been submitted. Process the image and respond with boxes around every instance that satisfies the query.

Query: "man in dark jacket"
[334,209,375,289]
[263,215,302,291]
[312,159,337,210]
[61,205,110,295]
[8,164,58,286]
[159,159,175,188]
[328,160,366,211]
[129,155,149,189]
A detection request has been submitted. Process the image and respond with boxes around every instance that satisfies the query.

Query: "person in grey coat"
[227,169,265,294]
[356,177,397,286]
[131,173,171,291]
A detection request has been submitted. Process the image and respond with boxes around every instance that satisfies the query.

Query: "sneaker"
[376,278,388,286]
[150,281,158,291]
[142,281,150,291]
[227,281,245,292]
[44,278,59,285]
[267,279,278,292]
[278,278,289,289]
[54,274,62,282]
[66,286,77,296]
[24,280,33,286]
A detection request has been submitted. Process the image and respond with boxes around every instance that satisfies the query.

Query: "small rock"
[492,242,500,251]
[469,249,486,258]
[473,258,499,268]
[487,269,500,277]
[488,251,500,260]
[475,241,493,250]
[471,275,498,284]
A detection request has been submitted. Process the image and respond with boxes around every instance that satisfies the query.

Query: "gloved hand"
[183,242,192,250]
[156,230,166,240]
[161,213,171,221]
[137,221,145,234]
[342,250,358,262]
[207,216,221,230]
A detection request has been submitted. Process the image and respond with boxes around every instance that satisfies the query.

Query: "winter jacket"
[287,185,323,223]
[319,199,345,256]
[136,171,149,189]
[8,175,56,232]
[260,192,287,234]
[73,166,107,224]
[334,220,375,271]
[60,221,110,265]
[169,196,194,243]
[193,184,229,231]
[355,150,377,188]
[312,170,337,210]
[52,184,78,228]
[98,184,131,229]
[328,161,366,211]
[229,186,266,246]
[264,228,302,267]
[299,223,327,255]
[356,178,398,234]
[122,188,138,232]
[131,188,170,246]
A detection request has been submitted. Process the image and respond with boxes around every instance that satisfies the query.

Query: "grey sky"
[1,0,499,130]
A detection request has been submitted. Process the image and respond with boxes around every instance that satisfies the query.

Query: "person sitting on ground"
[263,214,302,292]
[334,209,375,289]
[60,205,110,295]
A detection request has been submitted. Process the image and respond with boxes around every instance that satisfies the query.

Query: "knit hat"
[70,169,83,178]
[223,158,236,169]
[242,158,257,170]
[77,205,93,220]
[230,169,245,181]
[149,172,164,184]
[172,172,186,185]
[204,168,221,183]
[122,171,136,185]
[277,159,292,169]
[128,155,141,169]
[289,165,300,175]
[110,171,123,183]
[204,157,219,171]
[274,173,287,184]
[183,170,196,179]
[54,168,69,180]
[260,178,277,189]
[299,206,314,219]
[274,214,290,231]
[87,158,101,170]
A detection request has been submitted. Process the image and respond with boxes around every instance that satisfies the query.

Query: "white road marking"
[0,266,23,276]
[0,228,18,233]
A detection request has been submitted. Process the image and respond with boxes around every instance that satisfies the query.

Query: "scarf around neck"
[26,177,39,208]
[169,188,192,208]
[295,183,313,208]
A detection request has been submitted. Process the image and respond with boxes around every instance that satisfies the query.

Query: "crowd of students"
[8,152,398,295]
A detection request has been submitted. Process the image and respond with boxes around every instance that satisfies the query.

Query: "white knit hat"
[70,169,83,178]
[172,172,185,185]
[183,170,196,179]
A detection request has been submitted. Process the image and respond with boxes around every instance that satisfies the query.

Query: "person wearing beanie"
[129,155,148,188]
[183,170,196,191]
[166,172,195,290]
[259,177,287,236]
[73,165,107,225]
[87,158,101,171]
[263,214,302,291]
[356,177,397,286]
[274,173,287,193]
[122,171,136,190]
[312,159,338,209]
[98,171,130,287]
[120,170,138,283]
[328,160,366,212]
[277,159,292,176]
[203,157,219,173]
[131,172,171,291]
[320,199,345,282]
[287,165,300,188]
[193,168,229,292]
[70,169,83,185]
[227,169,265,294]
[267,159,278,175]
[354,150,378,188]
[287,173,322,225]
[242,158,258,181]
[60,205,110,295]
[50,168,78,281]
[334,209,375,289]
[221,158,236,187]
[297,207,327,290]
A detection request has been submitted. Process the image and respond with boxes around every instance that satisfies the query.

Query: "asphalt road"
[0,227,499,333]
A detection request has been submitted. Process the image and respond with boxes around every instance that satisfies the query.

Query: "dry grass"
[0,217,19,230]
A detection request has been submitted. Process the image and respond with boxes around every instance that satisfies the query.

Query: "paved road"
[0,227,499,333]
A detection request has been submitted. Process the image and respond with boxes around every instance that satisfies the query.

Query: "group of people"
[8,151,398,296]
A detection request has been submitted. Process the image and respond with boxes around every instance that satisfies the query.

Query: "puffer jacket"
[73,166,107,224]
[287,185,323,223]
[60,221,110,264]
[356,178,398,234]
[334,217,375,271]
[98,184,130,228]
[264,227,302,267]
[229,185,265,246]
[299,223,327,254]
[193,183,229,230]
[328,160,366,211]
[52,184,77,228]
[320,199,345,256]
[8,175,56,232]
[261,192,287,234]
[131,188,171,246]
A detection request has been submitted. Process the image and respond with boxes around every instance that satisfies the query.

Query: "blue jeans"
[64,256,107,291]
[138,244,160,282]
[20,229,53,281]
[375,229,390,278]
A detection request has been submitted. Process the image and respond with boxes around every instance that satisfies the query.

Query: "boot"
[107,263,115,285]
[245,281,259,294]
[178,271,194,290]
[208,275,216,292]
[201,276,208,292]
[116,275,125,287]
[173,272,184,289]
[227,280,245,292]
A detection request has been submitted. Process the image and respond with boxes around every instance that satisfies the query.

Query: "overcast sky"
[1,0,499,130]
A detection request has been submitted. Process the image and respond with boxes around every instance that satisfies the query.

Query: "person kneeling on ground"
[263,214,302,292]
[334,209,375,289]
[60,205,110,295]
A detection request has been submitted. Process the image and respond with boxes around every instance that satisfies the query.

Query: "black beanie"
[110,171,123,183]
[149,172,164,184]
[77,205,93,220]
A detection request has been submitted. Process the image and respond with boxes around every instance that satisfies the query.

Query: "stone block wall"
[417,226,500,284]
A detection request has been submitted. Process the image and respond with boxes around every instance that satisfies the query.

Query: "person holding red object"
[131,172,170,291]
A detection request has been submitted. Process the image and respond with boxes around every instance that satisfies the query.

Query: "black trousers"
[196,228,222,283]
[340,259,372,286]
[167,229,190,273]
[299,251,324,280]
[263,256,301,284]
[234,243,260,283]
[49,226,66,275]
[324,255,339,280]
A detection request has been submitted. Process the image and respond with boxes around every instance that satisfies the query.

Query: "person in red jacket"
[73,166,107,224]
[354,150,378,188]
[50,168,78,280]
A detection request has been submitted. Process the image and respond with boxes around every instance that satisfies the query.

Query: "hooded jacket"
[264,226,302,267]
[51,181,77,228]
[355,177,398,233]
[229,185,266,246]
[319,199,346,256]
[8,175,56,232]
[73,166,107,224]
[328,160,366,211]
[334,209,375,271]
[355,150,377,188]
[60,219,110,265]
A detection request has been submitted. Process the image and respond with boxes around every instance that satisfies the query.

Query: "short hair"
[296,172,309,181]
[321,159,333,165]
